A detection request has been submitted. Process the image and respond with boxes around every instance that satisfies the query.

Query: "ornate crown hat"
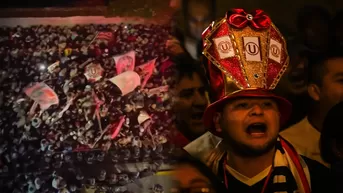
[202,9,292,130]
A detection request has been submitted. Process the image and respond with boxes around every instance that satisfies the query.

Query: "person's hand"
[166,36,185,56]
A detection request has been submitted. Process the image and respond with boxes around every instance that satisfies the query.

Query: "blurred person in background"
[275,6,330,120]
[296,5,331,52]
[275,39,313,129]
[281,51,343,167]
[170,54,211,145]
[169,0,216,60]
[172,154,227,193]
[320,101,343,192]
[183,0,215,60]
[330,10,343,48]
[279,5,332,167]
[166,30,220,149]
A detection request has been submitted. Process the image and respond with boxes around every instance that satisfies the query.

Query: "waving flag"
[135,58,156,89]
[95,31,114,41]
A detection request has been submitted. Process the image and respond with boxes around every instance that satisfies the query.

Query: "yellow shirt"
[280,117,329,167]
[226,165,272,186]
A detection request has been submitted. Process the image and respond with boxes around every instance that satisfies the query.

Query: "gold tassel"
[204,142,226,175]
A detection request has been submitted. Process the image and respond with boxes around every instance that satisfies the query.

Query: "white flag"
[47,61,60,73]
[113,50,136,74]
[108,71,141,96]
[138,111,151,125]
[269,39,282,63]
[243,37,261,62]
[213,36,235,59]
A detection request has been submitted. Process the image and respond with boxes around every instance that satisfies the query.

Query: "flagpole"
[87,31,99,48]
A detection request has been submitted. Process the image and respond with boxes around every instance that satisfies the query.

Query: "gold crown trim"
[230,26,269,89]
[203,19,289,90]
[268,23,289,89]
[202,18,249,89]
[263,27,270,88]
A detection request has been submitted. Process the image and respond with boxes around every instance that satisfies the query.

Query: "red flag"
[111,116,126,139]
[160,59,173,75]
[96,32,114,41]
[135,58,156,88]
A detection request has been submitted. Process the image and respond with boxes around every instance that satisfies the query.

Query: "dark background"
[0,0,108,8]
[1,0,341,31]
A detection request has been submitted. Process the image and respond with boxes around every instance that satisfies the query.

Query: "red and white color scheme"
[24,82,59,110]
[269,38,282,63]
[114,50,136,74]
[95,31,114,42]
[84,62,104,82]
[202,8,291,130]
[213,36,235,59]
[243,36,261,62]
